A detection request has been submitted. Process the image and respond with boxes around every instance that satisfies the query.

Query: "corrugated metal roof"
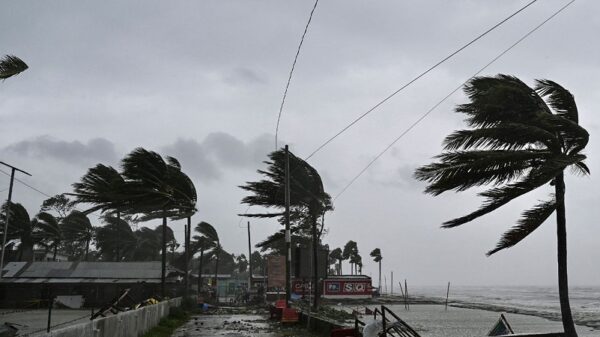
[0,261,180,282]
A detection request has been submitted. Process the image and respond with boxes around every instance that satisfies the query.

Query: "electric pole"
[247,221,252,292]
[0,161,31,279]
[284,145,291,308]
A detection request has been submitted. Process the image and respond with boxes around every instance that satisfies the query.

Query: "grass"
[142,307,190,337]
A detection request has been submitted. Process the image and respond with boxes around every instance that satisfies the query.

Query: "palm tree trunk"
[198,249,204,295]
[161,214,167,298]
[338,259,342,275]
[378,260,382,293]
[53,245,57,261]
[555,172,578,337]
[214,245,219,302]
[184,217,190,301]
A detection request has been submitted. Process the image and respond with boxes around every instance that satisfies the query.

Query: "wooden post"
[445,282,451,311]
[46,288,53,332]
[398,281,406,307]
[391,271,393,296]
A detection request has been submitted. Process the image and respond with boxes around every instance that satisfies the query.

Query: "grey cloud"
[162,133,274,182]
[3,136,117,164]
[224,67,267,86]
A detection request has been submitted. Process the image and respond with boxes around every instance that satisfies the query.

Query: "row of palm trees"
[69,148,197,297]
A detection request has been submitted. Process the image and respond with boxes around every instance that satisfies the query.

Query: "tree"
[41,194,74,219]
[120,148,196,297]
[370,248,382,292]
[0,202,37,261]
[236,254,248,273]
[250,251,266,275]
[415,75,589,337]
[70,164,127,216]
[342,240,358,275]
[240,148,332,309]
[132,227,161,261]
[33,213,62,261]
[0,55,28,80]
[60,211,93,261]
[329,248,343,275]
[94,216,137,261]
[195,221,220,297]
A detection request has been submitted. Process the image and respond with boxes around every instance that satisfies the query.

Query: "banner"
[267,255,286,289]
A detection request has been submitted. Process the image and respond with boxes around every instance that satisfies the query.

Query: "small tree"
[370,248,382,292]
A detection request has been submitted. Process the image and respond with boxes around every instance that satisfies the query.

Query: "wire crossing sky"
[332,0,577,202]
[303,0,539,162]
[274,0,320,150]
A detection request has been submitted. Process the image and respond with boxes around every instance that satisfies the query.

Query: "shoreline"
[323,295,600,332]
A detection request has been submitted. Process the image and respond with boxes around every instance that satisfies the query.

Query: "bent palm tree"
[33,213,62,261]
[195,222,220,299]
[0,55,28,80]
[415,75,589,337]
[0,202,37,261]
[95,216,136,261]
[370,248,382,292]
[60,211,93,261]
[329,248,343,275]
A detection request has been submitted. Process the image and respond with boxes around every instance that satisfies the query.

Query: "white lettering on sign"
[342,282,367,293]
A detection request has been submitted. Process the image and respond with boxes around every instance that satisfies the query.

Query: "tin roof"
[0,261,180,283]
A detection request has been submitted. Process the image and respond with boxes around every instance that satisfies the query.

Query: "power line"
[333,0,576,202]
[304,0,538,161]
[275,0,320,149]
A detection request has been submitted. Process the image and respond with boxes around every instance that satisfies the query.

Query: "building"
[0,261,182,307]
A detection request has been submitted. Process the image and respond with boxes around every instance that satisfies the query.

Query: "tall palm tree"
[33,213,62,261]
[192,235,214,293]
[60,211,93,261]
[95,216,137,261]
[120,148,196,297]
[415,75,589,337]
[195,221,220,299]
[70,164,128,216]
[370,248,382,292]
[0,55,28,80]
[240,148,332,309]
[0,202,37,261]
[329,248,343,275]
[342,240,358,275]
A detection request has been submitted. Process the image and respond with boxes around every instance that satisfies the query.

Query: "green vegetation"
[141,307,189,337]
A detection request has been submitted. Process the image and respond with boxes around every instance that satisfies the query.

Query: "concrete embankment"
[33,297,181,337]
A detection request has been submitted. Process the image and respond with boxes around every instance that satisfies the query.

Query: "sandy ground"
[0,309,91,335]
[172,314,315,337]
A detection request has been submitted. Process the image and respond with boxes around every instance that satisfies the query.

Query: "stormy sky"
[1,0,599,287]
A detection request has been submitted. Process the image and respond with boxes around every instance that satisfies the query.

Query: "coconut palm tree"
[342,240,358,275]
[33,213,62,261]
[120,148,196,297]
[0,202,38,261]
[195,221,220,298]
[132,227,161,261]
[329,248,343,275]
[94,216,137,261]
[0,55,28,80]
[240,148,332,309]
[192,235,214,293]
[415,75,589,337]
[60,210,93,261]
[370,248,382,293]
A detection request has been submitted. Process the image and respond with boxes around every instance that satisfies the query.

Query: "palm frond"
[415,149,551,195]
[0,55,28,80]
[443,124,558,152]
[487,196,556,256]
[535,79,579,123]
[442,165,560,228]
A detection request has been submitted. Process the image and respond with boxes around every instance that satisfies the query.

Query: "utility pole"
[184,217,191,301]
[247,221,252,292]
[284,145,291,308]
[0,161,31,279]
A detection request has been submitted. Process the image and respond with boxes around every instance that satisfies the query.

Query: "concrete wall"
[37,297,182,337]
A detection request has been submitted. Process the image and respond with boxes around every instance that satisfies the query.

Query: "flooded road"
[172,314,315,337]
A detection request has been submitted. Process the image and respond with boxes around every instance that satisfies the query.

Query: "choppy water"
[408,285,600,332]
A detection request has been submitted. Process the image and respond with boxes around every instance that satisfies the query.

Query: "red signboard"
[267,255,286,289]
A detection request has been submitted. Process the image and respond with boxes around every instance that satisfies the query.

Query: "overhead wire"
[303,0,539,161]
[275,0,321,149]
[333,0,576,201]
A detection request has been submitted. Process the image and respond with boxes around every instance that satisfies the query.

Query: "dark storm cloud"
[162,133,274,181]
[3,136,117,164]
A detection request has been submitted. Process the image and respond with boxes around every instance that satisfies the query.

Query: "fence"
[31,297,182,337]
